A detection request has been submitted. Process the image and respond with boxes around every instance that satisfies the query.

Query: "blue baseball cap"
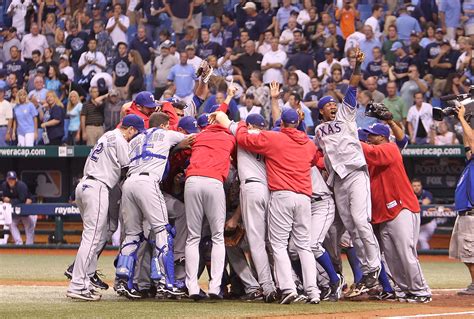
[6,171,17,179]
[134,91,158,109]
[178,116,199,134]
[281,109,299,125]
[363,123,390,139]
[357,128,368,142]
[197,114,209,128]
[122,114,145,133]
[390,42,403,52]
[246,113,265,127]
[318,96,337,109]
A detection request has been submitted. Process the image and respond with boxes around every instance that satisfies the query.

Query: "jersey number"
[90,142,104,162]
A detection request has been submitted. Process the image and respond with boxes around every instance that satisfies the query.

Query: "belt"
[127,172,161,180]
[86,124,103,127]
[85,175,110,190]
[459,209,474,216]
[139,172,149,176]
[311,195,331,203]
[0,125,7,128]
[245,179,260,184]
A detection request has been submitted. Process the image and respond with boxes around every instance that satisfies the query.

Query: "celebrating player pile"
[67,50,431,305]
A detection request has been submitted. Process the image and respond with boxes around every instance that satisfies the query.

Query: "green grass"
[0,254,470,318]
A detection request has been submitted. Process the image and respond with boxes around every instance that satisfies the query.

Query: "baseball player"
[362,123,431,303]
[315,48,382,295]
[212,108,322,304]
[227,113,277,302]
[184,87,237,301]
[115,112,192,298]
[269,81,344,302]
[67,114,145,301]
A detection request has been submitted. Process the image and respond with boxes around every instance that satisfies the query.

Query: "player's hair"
[149,112,170,128]
[411,178,422,184]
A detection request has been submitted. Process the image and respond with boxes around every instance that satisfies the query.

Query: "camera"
[434,87,474,121]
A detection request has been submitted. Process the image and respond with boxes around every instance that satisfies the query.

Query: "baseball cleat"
[308,297,320,304]
[264,290,279,303]
[293,294,308,304]
[320,287,331,301]
[369,291,397,301]
[240,290,263,301]
[190,289,209,301]
[66,290,101,301]
[90,271,109,290]
[280,291,298,304]
[328,274,344,302]
[156,282,186,296]
[406,294,432,303]
[115,281,142,299]
[345,282,369,298]
[64,264,73,280]
[458,284,474,296]
[208,289,224,300]
[363,268,381,289]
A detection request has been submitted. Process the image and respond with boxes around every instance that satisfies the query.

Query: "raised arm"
[269,81,281,122]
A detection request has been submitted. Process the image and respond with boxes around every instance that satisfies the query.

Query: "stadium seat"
[201,15,216,29]
[358,4,372,23]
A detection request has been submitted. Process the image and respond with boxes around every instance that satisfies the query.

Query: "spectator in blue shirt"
[276,0,299,32]
[242,1,266,42]
[439,0,461,41]
[222,12,240,49]
[13,89,38,146]
[66,90,82,145]
[359,25,382,71]
[168,51,197,101]
[396,6,422,45]
[129,25,154,65]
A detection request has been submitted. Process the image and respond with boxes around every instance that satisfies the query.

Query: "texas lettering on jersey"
[316,121,342,138]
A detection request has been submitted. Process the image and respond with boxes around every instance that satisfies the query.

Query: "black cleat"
[115,281,142,299]
[406,294,432,303]
[90,271,109,290]
[240,290,263,301]
[320,286,331,301]
[363,268,381,289]
[280,291,298,304]
[64,264,73,280]
[190,289,209,301]
[328,274,344,302]
[264,290,278,303]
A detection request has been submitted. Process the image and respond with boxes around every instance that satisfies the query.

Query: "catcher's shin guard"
[115,237,144,290]
[153,224,177,288]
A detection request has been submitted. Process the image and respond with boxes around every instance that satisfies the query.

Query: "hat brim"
[184,126,199,134]
[363,128,388,138]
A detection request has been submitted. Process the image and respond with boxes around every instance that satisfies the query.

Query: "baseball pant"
[334,167,381,274]
[323,211,345,274]
[184,176,226,296]
[135,223,152,291]
[69,179,109,293]
[120,174,170,282]
[268,190,319,299]
[87,184,121,276]
[164,192,187,261]
[226,238,260,294]
[379,209,431,296]
[9,215,37,245]
[240,181,275,295]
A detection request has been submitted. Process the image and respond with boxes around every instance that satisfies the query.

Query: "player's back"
[128,128,186,180]
[229,123,267,184]
[83,129,130,189]
[186,124,236,183]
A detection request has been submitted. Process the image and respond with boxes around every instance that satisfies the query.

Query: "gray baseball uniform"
[315,86,381,274]
[229,123,276,295]
[68,129,130,294]
[119,127,186,288]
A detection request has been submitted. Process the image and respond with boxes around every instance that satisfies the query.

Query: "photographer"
[449,103,474,296]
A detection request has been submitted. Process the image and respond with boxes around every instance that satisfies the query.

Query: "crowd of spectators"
[0,0,471,147]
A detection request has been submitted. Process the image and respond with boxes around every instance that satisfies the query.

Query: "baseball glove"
[224,224,245,247]
[365,101,393,121]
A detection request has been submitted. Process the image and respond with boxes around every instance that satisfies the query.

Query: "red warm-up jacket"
[361,142,420,224]
[119,101,180,129]
[185,124,236,183]
[236,122,321,196]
